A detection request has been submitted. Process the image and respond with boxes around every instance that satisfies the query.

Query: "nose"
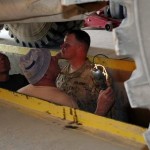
[61,42,70,49]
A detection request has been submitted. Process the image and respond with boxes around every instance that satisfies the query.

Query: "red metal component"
[83,7,122,31]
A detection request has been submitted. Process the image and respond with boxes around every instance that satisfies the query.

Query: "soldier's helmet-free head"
[0,53,10,73]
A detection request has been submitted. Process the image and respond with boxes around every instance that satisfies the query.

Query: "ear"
[78,44,87,57]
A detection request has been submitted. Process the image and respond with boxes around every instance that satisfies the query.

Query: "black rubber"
[5,21,82,48]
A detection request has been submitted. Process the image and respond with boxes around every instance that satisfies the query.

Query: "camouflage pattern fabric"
[56,60,98,112]
[56,59,105,113]
[56,59,129,122]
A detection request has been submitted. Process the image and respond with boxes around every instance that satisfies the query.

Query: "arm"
[95,87,115,116]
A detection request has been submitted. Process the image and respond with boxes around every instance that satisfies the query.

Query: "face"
[0,53,10,73]
[60,34,81,60]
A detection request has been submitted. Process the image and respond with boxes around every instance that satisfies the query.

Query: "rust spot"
[65,125,78,129]
[73,109,78,123]
[25,95,29,99]
[63,108,66,120]
[46,111,51,114]
[70,108,73,115]
[102,61,106,65]
[13,92,18,96]
[76,123,82,125]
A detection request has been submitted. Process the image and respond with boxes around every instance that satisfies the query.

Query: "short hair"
[66,30,91,51]
[0,52,10,69]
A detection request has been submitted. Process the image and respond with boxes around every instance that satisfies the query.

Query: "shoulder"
[80,60,93,78]
[17,84,31,93]
[10,74,28,83]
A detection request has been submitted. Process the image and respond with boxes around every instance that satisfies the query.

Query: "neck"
[34,78,56,87]
[0,73,9,82]
[69,57,86,72]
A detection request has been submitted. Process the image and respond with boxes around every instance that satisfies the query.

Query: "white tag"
[61,0,104,6]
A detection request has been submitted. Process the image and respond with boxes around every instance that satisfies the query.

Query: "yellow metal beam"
[0,44,135,72]
[0,88,146,145]
[89,57,135,72]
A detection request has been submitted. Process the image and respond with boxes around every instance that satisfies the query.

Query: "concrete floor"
[0,100,147,150]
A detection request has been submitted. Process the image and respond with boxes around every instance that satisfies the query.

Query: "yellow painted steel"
[0,44,135,72]
[0,88,146,145]
[89,57,135,71]
[0,44,144,145]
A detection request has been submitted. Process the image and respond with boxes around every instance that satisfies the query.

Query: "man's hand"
[55,52,62,60]
[95,87,115,116]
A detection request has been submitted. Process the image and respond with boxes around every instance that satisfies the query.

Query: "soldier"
[0,52,28,91]
[56,30,115,117]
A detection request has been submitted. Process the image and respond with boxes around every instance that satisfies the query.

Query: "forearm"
[95,87,115,116]
[94,105,110,116]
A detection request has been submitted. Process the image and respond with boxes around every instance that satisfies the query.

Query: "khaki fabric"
[56,59,129,122]
[56,59,101,113]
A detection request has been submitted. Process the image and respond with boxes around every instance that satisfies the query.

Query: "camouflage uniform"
[56,59,100,113]
[56,59,129,122]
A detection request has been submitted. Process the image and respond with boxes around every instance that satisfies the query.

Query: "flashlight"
[91,64,108,90]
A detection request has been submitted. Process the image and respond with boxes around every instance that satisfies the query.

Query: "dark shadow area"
[129,108,150,128]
